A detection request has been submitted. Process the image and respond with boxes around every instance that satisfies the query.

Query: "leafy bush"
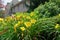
[50,0,60,7]
[34,2,60,18]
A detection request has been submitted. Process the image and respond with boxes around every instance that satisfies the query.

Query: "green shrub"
[34,2,60,18]
[50,0,60,7]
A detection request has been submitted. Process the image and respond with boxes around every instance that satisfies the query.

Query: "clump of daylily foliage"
[0,12,60,40]
[0,12,39,40]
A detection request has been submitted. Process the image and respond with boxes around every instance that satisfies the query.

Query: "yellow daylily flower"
[14,21,20,27]
[18,21,21,25]
[20,27,25,31]
[23,15,26,18]
[0,18,3,21]
[14,26,17,32]
[6,17,12,22]
[30,19,36,24]
[55,24,59,29]
[14,24,18,32]
[30,12,34,16]
[16,16,20,20]
[14,21,21,32]
[26,16,31,19]
[24,22,31,28]
[59,14,60,16]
